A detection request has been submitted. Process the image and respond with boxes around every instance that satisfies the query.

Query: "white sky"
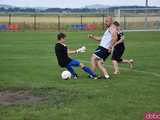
[0,0,159,8]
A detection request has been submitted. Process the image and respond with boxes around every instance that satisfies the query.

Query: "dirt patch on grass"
[0,90,47,106]
[0,87,80,107]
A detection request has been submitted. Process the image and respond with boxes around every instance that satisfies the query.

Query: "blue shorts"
[66,59,80,67]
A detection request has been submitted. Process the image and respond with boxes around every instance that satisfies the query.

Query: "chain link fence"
[0,14,105,31]
[115,8,160,31]
[0,8,160,32]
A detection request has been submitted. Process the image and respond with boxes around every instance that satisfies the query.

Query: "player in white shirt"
[88,16,117,79]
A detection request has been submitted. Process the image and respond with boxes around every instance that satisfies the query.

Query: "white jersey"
[100,29,112,49]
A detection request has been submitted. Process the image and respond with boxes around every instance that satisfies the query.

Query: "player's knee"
[112,60,117,64]
[91,54,96,60]
[97,60,103,66]
[91,54,97,63]
[80,63,85,68]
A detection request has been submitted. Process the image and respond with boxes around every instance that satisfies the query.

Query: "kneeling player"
[55,33,97,79]
[112,21,134,74]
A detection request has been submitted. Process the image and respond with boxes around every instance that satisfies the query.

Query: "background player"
[112,21,134,74]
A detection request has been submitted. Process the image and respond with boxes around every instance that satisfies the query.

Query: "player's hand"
[76,46,86,53]
[108,47,112,53]
[113,43,118,47]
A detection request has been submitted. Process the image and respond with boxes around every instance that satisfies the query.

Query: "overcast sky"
[0,0,159,8]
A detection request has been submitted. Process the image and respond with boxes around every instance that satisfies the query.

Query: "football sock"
[82,66,96,77]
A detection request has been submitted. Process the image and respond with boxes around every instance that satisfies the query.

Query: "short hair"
[113,21,120,27]
[57,33,66,40]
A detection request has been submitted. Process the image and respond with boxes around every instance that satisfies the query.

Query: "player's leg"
[66,61,78,79]
[69,59,97,78]
[120,59,134,68]
[79,63,97,78]
[93,46,111,79]
[112,60,120,74]
[111,46,124,74]
[65,65,78,79]
[91,46,103,72]
[91,54,98,72]
[97,59,110,79]
[91,55,104,77]
[116,45,134,68]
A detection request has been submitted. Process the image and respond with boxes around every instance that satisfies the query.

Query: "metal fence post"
[144,0,148,29]
[58,15,60,32]
[34,14,37,31]
[124,16,126,30]
[80,15,83,30]
[9,14,11,25]
[102,15,105,30]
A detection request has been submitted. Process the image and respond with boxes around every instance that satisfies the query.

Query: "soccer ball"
[61,71,71,80]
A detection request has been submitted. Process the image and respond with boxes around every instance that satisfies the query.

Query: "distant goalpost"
[114,8,160,32]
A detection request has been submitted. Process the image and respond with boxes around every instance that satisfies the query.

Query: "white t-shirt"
[100,25,117,49]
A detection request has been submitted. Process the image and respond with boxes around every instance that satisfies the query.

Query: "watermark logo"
[144,112,160,120]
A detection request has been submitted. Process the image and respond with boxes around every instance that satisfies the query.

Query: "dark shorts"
[94,46,110,61]
[112,44,125,62]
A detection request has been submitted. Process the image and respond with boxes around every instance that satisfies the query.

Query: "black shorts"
[112,44,125,62]
[94,46,110,61]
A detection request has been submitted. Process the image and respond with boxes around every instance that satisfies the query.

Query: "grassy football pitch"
[0,31,160,120]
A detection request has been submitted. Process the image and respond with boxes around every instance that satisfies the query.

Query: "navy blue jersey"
[55,43,72,67]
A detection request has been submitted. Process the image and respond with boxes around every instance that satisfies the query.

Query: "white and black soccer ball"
[61,71,71,80]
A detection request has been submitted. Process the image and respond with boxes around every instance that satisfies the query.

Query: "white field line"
[123,29,160,32]
[80,60,160,78]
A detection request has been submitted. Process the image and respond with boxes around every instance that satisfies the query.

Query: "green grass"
[0,31,160,120]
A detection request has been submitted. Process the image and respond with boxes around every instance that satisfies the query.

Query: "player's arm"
[88,34,101,42]
[114,36,124,46]
[114,33,124,46]
[68,49,77,54]
[109,25,118,50]
[111,32,117,47]
[68,46,86,54]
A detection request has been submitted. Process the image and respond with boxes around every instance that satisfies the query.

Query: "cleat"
[72,76,78,80]
[97,75,111,80]
[88,75,98,80]
[72,74,78,80]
